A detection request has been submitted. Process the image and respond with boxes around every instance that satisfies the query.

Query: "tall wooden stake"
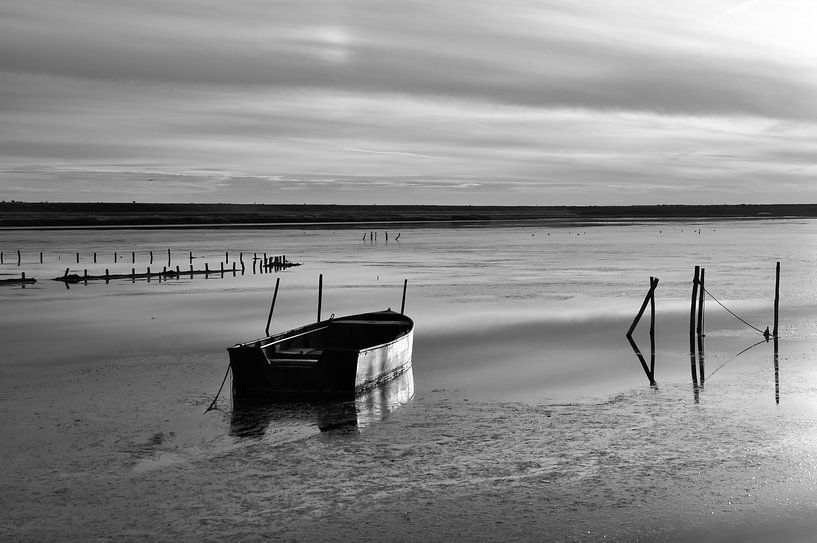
[773,261,780,338]
[317,274,323,322]
[689,266,700,338]
[401,279,408,314]
[265,277,280,336]
[696,267,705,336]
[627,277,659,337]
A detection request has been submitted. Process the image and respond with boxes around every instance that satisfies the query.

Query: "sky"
[1,0,817,205]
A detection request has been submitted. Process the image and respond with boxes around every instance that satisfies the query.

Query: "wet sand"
[2,221,817,541]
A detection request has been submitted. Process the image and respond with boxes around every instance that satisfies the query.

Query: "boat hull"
[228,310,413,401]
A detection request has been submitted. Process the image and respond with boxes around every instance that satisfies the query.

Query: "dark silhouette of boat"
[228,309,414,401]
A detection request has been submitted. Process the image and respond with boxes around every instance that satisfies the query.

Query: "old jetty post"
[696,268,706,336]
[626,277,659,338]
[317,274,323,322]
[689,266,700,338]
[401,279,408,315]
[773,261,780,338]
[626,277,658,385]
[689,266,700,391]
[265,277,280,336]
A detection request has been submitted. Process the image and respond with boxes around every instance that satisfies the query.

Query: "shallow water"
[1,220,817,541]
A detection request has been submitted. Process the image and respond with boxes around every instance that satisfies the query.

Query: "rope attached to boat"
[204,363,231,414]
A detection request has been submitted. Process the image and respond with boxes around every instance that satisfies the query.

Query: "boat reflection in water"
[230,367,414,437]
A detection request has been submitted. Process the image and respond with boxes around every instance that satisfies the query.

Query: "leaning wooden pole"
[317,274,323,323]
[400,279,408,315]
[627,277,659,338]
[265,277,280,336]
[773,261,780,338]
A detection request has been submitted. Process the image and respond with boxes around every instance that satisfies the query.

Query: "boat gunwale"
[229,310,414,353]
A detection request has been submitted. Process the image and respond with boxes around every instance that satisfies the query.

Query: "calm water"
[1,220,817,541]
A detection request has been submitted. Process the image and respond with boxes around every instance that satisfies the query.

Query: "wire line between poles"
[702,286,766,335]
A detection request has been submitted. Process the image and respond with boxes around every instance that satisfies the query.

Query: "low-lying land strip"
[1,202,816,228]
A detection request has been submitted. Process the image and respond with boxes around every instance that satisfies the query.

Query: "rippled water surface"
[1,220,816,541]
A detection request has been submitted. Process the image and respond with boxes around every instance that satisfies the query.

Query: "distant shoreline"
[1,202,815,228]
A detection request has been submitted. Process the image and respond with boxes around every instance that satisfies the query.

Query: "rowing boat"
[228,309,414,400]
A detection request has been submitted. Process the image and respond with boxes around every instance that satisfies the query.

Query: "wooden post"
[83,269,88,284]
[627,277,659,337]
[773,261,780,338]
[131,268,135,282]
[225,251,229,263]
[149,251,154,264]
[93,252,97,263]
[232,262,236,275]
[114,251,117,262]
[132,251,135,263]
[317,274,323,323]
[21,272,25,288]
[64,268,69,278]
[189,265,194,279]
[105,269,109,280]
[76,252,80,263]
[266,277,280,336]
[40,252,43,264]
[189,251,193,263]
[205,262,209,275]
[18,249,21,265]
[220,262,224,275]
[649,277,657,338]
[1,252,3,264]
[689,266,699,338]
[167,249,171,267]
[696,267,705,336]
[146,266,151,279]
[401,279,408,315]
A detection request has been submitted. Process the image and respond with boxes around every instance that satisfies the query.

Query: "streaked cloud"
[1,0,816,204]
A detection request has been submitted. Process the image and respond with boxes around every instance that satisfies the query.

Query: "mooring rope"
[701,286,766,335]
[204,364,231,414]
[705,338,769,380]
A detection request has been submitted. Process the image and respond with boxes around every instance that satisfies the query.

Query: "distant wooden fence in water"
[0,249,299,287]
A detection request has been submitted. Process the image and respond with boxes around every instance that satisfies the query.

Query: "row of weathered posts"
[1,249,285,266]
[53,255,297,284]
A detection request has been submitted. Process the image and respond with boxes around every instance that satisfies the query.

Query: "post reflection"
[627,334,656,386]
[774,336,779,405]
[229,367,415,437]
